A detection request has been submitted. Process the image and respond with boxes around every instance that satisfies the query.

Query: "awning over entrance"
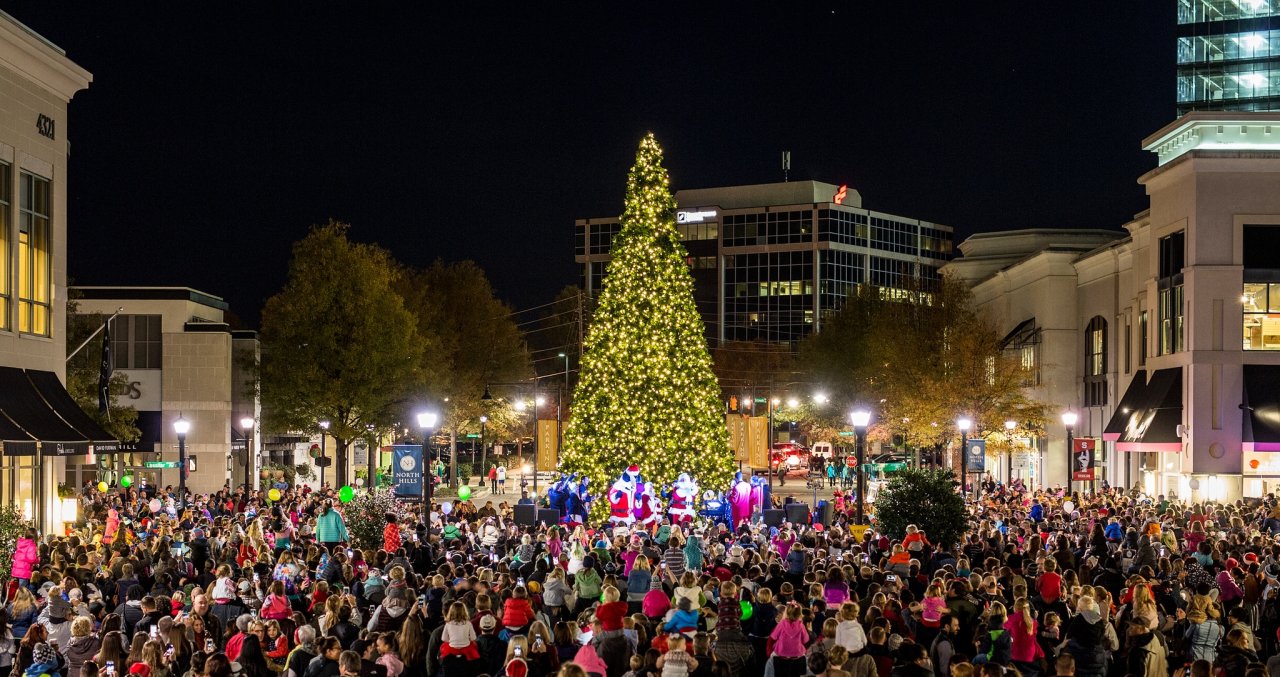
[1104,367,1183,452]
[27,370,119,452]
[0,367,121,456]
[1243,364,1280,452]
[1103,369,1149,442]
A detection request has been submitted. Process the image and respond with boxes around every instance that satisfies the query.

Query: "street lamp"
[1004,420,1017,488]
[769,397,781,487]
[957,417,973,496]
[849,409,871,524]
[813,393,829,405]
[318,420,330,489]
[240,416,255,492]
[416,411,439,531]
[1062,410,1078,495]
[478,415,488,474]
[173,416,191,510]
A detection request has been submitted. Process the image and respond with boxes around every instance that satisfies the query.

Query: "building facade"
[576,181,953,345]
[74,287,262,497]
[1177,0,1280,115]
[0,11,92,530]
[946,111,1280,502]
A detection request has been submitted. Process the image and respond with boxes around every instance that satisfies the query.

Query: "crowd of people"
[2,477,1279,677]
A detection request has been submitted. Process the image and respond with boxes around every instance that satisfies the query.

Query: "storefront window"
[1242,282,1280,349]
[0,454,36,520]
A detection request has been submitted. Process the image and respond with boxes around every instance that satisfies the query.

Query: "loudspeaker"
[763,509,786,527]
[785,502,810,525]
[814,500,832,527]
[513,504,538,526]
[538,508,561,526]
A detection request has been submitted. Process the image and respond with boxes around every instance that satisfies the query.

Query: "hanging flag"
[98,317,113,417]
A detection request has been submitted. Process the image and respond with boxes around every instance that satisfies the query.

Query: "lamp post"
[850,409,871,524]
[1004,420,1017,488]
[1062,410,1078,495]
[173,416,190,510]
[957,417,972,497]
[479,415,487,476]
[416,411,439,531]
[240,417,255,493]
[769,397,780,487]
[318,420,330,490]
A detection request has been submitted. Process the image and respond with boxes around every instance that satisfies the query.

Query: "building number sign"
[36,114,55,140]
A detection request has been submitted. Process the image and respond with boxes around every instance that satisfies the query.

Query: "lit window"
[17,172,50,337]
[0,162,9,331]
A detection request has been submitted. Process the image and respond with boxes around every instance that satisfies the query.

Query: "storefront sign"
[1244,451,1280,475]
[1072,438,1097,481]
[392,444,423,497]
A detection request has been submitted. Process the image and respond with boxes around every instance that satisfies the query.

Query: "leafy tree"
[260,222,426,484]
[801,277,1048,467]
[561,134,734,519]
[873,467,967,547]
[65,296,140,443]
[396,260,531,485]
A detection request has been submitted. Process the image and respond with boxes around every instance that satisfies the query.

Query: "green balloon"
[740,600,753,620]
[458,485,472,501]
[120,475,133,488]
[339,486,354,503]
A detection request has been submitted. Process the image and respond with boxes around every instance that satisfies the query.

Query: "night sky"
[5,3,1174,326]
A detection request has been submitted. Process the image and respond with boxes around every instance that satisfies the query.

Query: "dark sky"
[4,3,1173,326]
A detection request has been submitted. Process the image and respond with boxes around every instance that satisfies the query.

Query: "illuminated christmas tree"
[561,134,734,520]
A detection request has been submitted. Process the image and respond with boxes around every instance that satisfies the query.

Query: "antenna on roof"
[782,151,791,182]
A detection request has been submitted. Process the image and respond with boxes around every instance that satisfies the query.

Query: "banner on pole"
[537,420,558,472]
[748,416,769,469]
[1072,438,1097,481]
[966,439,986,473]
[726,415,748,462]
[392,444,423,498]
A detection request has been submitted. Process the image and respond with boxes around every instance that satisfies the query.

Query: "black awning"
[0,367,88,455]
[1244,365,1280,452]
[1110,367,1183,452]
[1001,318,1038,348]
[0,409,37,456]
[26,370,119,451]
[1104,370,1149,440]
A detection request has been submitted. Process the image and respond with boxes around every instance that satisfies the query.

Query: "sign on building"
[537,420,558,472]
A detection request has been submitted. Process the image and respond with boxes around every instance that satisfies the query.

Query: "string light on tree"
[560,134,734,520]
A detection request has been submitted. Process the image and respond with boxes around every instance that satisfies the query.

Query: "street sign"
[838,431,855,437]
[465,434,480,439]
[314,456,332,468]
[754,397,767,403]
[143,461,179,469]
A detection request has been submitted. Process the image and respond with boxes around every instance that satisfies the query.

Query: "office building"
[0,11,93,530]
[1177,0,1280,115]
[945,111,1280,501]
[74,287,263,496]
[575,181,953,345]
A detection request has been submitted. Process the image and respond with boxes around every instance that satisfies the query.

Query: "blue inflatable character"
[545,473,575,518]
[565,476,591,527]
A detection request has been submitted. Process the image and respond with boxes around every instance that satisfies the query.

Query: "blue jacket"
[664,609,699,632]
[1105,522,1124,541]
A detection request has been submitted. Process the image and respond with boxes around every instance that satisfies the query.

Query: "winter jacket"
[1126,632,1168,677]
[1184,620,1225,663]
[113,600,144,637]
[315,509,348,543]
[366,604,410,634]
[769,619,810,658]
[60,634,100,677]
[9,538,37,580]
[642,589,671,618]
[501,598,535,629]
[663,609,699,633]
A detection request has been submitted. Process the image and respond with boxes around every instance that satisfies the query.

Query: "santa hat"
[626,465,640,476]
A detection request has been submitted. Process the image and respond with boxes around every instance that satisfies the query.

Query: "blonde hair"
[446,602,468,623]
[71,616,92,637]
[602,587,620,603]
[784,604,803,621]
[757,588,773,604]
[504,635,528,664]
[839,601,860,621]
[1013,598,1034,635]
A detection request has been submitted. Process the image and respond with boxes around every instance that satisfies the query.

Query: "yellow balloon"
[268,488,281,502]
[97,481,108,493]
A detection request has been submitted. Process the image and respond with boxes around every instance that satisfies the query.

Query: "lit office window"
[0,162,9,331]
[1242,283,1280,349]
[1180,0,1280,24]
[17,172,50,337]
[1158,232,1185,355]
[1085,316,1107,406]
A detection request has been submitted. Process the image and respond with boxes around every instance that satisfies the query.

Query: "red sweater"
[596,601,628,631]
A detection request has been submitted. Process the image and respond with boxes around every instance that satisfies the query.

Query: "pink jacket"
[770,619,810,658]
[9,537,36,579]
[1004,615,1043,663]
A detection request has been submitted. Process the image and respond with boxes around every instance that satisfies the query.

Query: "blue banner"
[392,444,423,498]
[966,439,986,474]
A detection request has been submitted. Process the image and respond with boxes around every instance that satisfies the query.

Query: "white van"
[811,441,834,460]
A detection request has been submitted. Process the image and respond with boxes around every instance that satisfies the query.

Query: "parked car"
[770,442,810,476]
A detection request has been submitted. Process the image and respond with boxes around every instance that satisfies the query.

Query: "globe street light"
[173,416,191,510]
[850,409,871,524]
[957,417,973,496]
[416,411,439,530]
[1062,410,1078,495]
[813,393,829,405]
[240,416,255,492]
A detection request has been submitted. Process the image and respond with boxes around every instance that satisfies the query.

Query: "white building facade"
[946,112,1280,503]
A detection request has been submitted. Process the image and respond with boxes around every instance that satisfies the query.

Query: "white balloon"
[355,478,365,487]
[1062,500,1075,515]
[441,501,453,515]
[148,499,162,512]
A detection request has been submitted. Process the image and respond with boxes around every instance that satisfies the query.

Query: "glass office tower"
[1178,0,1280,114]
[575,181,952,346]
